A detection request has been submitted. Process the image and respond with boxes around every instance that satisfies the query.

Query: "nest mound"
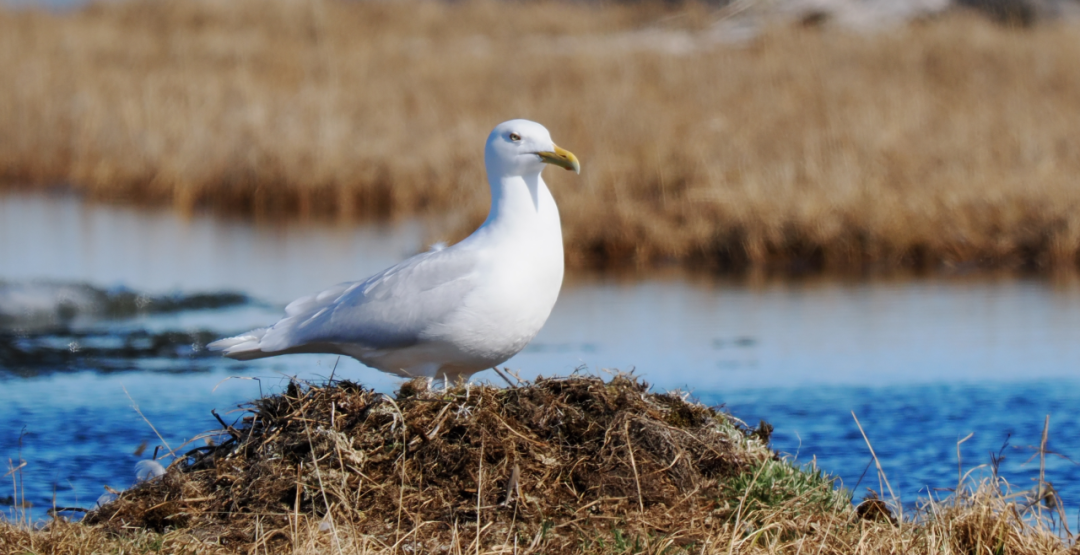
[87,375,777,551]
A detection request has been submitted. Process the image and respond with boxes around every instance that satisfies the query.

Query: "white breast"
[419,177,564,373]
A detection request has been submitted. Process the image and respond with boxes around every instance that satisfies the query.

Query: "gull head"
[485,119,581,179]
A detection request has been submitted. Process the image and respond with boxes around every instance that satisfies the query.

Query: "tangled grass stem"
[2,374,1077,553]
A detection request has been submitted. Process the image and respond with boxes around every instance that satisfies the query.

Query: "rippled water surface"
[2,193,1079,525]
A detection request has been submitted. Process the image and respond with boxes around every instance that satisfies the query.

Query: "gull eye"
[509,132,521,142]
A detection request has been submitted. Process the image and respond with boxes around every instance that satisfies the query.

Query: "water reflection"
[0,192,423,304]
[525,276,1080,390]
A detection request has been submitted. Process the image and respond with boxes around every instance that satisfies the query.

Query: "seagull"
[208,119,580,382]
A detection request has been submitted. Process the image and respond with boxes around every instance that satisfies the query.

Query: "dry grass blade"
[852,411,896,505]
[122,385,175,459]
[625,420,644,515]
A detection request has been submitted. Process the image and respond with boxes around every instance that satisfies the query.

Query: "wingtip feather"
[208,329,272,359]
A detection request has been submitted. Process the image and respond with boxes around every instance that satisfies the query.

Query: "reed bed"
[3,0,1080,273]
[2,375,1077,554]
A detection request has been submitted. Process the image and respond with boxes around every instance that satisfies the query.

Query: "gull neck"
[483,172,549,227]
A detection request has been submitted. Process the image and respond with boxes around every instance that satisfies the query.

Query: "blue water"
[718,382,1079,518]
[6,370,1077,524]
[2,193,1080,526]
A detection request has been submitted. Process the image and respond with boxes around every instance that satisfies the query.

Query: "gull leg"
[430,369,450,391]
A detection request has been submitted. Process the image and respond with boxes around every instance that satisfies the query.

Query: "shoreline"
[3,1,1080,274]
[12,187,1080,279]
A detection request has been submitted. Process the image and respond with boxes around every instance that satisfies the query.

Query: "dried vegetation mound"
[6,375,1078,554]
[84,375,783,551]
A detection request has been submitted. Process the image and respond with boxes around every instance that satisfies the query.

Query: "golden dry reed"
[2,0,1080,272]
[2,489,1077,555]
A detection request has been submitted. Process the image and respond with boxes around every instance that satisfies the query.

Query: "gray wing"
[257,247,480,353]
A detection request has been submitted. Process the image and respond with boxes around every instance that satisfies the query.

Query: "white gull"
[208,120,580,382]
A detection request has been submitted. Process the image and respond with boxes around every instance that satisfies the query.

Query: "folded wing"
[209,247,480,359]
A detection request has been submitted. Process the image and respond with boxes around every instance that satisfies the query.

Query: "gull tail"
[208,328,278,361]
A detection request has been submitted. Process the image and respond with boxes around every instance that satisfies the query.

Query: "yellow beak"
[537,144,581,174]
